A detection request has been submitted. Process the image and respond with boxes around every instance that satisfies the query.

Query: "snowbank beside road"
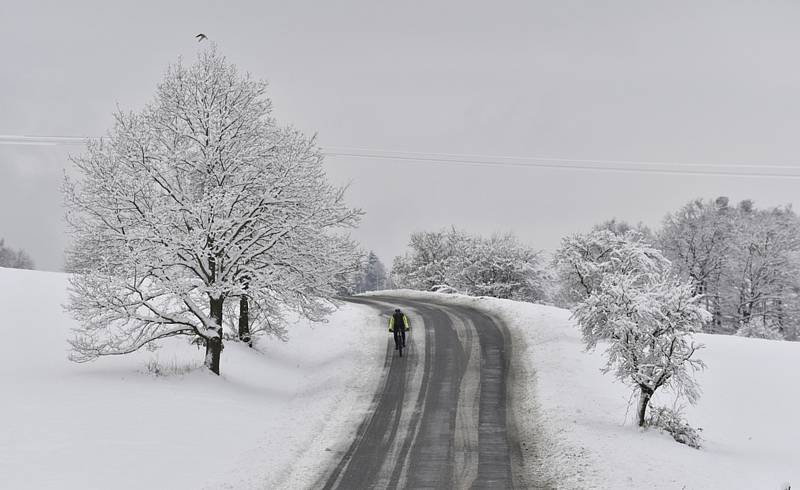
[0,267,385,490]
[372,289,799,490]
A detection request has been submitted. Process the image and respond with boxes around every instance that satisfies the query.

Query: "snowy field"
[0,267,385,490]
[4,267,797,490]
[377,290,799,490]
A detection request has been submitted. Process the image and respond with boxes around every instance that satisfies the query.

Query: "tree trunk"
[637,386,654,427]
[238,294,252,346]
[205,296,224,375]
[712,294,723,332]
[205,335,222,375]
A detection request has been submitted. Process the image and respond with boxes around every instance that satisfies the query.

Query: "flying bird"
[196,33,208,42]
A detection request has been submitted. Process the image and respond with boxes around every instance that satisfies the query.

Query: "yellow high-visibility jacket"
[388,314,410,332]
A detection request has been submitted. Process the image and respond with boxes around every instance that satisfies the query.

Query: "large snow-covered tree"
[555,230,709,427]
[64,46,361,374]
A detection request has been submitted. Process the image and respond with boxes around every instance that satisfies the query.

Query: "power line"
[4,133,800,169]
[3,133,800,178]
[324,149,800,179]
[324,146,800,170]
[0,134,90,146]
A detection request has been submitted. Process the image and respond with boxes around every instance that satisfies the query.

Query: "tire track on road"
[321,295,515,489]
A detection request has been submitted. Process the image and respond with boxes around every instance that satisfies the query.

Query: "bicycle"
[393,327,409,357]
[388,308,411,357]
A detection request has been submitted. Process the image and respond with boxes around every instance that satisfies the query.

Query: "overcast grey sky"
[3,1,800,271]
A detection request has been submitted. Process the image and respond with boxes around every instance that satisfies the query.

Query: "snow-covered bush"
[454,233,548,301]
[144,357,201,377]
[735,318,785,340]
[391,229,468,291]
[555,230,709,427]
[647,405,703,449]
[392,228,547,302]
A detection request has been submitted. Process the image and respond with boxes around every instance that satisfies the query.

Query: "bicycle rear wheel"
[394,330,403,357]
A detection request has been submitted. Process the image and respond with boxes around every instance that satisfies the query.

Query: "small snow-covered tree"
[354,251,387,292]
[555,230,709,427]
[553,229,666,305]
[0,239,35,270]
[64,46,361,374]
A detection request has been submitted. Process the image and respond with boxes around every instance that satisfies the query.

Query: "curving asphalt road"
[320,295,522,490]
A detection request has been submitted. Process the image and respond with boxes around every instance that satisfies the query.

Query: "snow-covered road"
[320,295,523,489]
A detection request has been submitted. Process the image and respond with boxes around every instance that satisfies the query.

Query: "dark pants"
[393,329,406,349]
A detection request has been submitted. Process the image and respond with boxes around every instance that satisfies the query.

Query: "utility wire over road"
[3,133,800,178]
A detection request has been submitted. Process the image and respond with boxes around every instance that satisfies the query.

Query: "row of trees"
[391,228,548,302]
[658,197,800,340]
[550,198,800,341]
[65,46,361,374]
[385,196,800,342]
[0,239,34,270]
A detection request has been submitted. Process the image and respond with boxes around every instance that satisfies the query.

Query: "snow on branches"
[392,228,547,302]
[64,46,361,374]
[658,197,800,339]
[555,230,710,428]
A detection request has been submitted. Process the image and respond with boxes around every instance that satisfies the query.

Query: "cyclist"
[388,308,410,351]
